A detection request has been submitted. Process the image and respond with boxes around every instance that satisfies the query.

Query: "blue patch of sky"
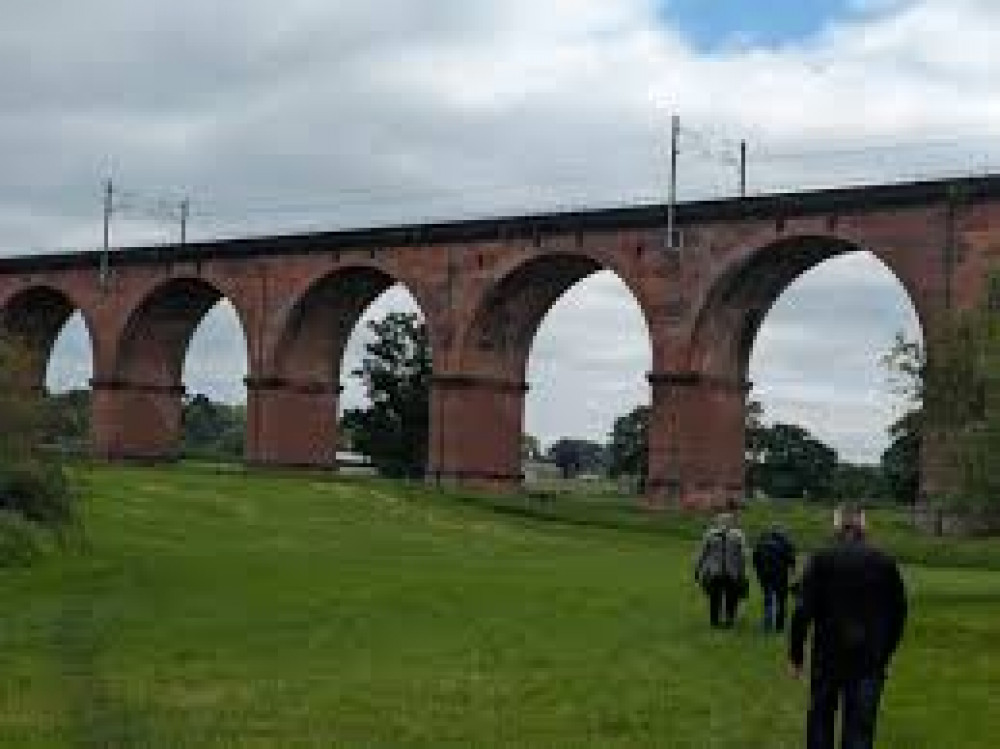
[657,0,859,50]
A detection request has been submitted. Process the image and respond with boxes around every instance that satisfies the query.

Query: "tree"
[881,409,920,503]
[751,423,838,500]
[831,462,886,501]
[43,389,90,452]
[0,337,76,538]
[521,434,542,461]
[0,339,46,463]
[607,405,649,482]
[920,285,1000,512]
[882,331,924,406]
[743,398,840,499]
[745,398,767,495]
[882,271,1000,513]
[880,333,924,504]
[547,438,605,479]
[342,312,431,479]
[182,394,246,459]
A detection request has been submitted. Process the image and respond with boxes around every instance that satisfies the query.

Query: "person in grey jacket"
[694,513,748,628]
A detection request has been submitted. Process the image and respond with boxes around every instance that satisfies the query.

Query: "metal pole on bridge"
[180,197,190,246]
[100,178,112,291]
[740,139,748,198]
[668,114,679,249]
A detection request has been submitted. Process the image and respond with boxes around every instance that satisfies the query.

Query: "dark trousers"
[761,581,789,631]
[706,578,740,627]
[807,671,885,749]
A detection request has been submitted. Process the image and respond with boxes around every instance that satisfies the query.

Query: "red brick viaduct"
[2,175,1000,507]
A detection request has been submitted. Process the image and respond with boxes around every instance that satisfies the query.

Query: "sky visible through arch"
[20,0,997,464]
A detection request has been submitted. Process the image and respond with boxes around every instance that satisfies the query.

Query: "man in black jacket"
[752,524,796,632]
[788,504,907,749]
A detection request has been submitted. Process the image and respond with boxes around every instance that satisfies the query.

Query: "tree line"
[42,390,247,461]
[580,400,906,503]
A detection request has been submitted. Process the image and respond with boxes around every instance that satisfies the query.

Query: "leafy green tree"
[882,331,925,405]
[882,271,1000,513]
[0,337,76,538]
[745,398,766,496]
[521,434,542,461]
[342,312,431,478]
[920,285,1000,512]
[880,333,924,504]
[0,340,46,462]
[44,389,90,452]
[881,410,920,503]
[751,423,838,500]
[547,438,605,479]
[832,462,887,501]
[607,405,649,482]
[182,394,246,459]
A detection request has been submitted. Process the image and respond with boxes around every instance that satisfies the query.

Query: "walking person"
[789,504,908,749]
[694,512,748,628]
[752,523,796,632]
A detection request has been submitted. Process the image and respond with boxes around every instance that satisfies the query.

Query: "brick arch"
[92,276,250,461]
[647,233,928,509]
[455,250,655,380]
[0,284,96,387]
[247,263,437,469]
[685,234,926,383]
[267,264,437,388]
[432,249,655,492]
[112,276,250,387]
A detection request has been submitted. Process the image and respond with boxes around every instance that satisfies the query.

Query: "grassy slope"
[0,465,997,747]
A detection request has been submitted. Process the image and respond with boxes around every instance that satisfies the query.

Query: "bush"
[0,460,76,528]
[0,337,80,554]
[0,510,47,567]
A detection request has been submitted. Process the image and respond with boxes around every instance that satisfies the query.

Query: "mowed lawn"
[0,466,997,747]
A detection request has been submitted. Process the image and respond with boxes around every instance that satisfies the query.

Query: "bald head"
[834,504,867,537]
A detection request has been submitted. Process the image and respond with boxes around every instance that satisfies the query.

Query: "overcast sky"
[11,0,999,463]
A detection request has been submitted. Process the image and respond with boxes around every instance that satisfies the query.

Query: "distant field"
[0,464,997,747]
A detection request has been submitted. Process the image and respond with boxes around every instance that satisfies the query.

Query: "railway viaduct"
[2,175,1000,507]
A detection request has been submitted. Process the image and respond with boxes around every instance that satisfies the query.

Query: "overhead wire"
[46,131,1000,256]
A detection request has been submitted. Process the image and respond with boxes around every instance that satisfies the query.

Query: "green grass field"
[0,464,997,747]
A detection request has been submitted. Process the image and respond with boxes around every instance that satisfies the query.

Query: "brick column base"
[245,378,339,468]
[91,379,186,461]
[646,372,747,510]
[428,373,527,493]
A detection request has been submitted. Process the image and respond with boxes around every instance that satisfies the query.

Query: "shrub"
[0,510,47,567]
[0,460,76,527]
[0,336,80,562]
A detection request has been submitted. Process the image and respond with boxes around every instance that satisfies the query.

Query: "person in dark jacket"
[788,504,907,749]
[752,524,796,632]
